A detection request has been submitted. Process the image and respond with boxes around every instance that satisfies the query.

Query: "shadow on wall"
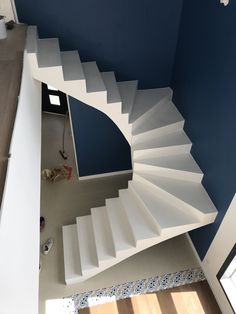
[14,0,183,88]
[69,97,132,177]
[171,0,236,259]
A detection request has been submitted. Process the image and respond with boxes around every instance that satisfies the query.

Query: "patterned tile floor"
[60,268,205,314]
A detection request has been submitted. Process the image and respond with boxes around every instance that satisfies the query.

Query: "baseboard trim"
[79,170,133,180]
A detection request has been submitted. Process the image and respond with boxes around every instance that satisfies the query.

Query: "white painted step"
[91,206,116,263]
[76,215,99,275]
[132,100,184,136]
[119,189,158,245]
[61,51,85,81]
[117,80,138,114]
[132,121,184,145]
[82,61,106,93]
[129,181,199,235]
[26,26,38,54]
[37,38,61,68]
[133,153,203,182]
[129,87,172,123]
[62,224,82,285]
[133,172,217,222]
[132,130,192,159]
[106,198,135,253]
[101,72,121,104]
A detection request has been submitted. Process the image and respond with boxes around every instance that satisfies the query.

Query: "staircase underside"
[26,26,217,285]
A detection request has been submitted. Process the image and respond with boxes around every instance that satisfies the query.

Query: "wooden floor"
[80,281,221,314]
[0,24,26,205]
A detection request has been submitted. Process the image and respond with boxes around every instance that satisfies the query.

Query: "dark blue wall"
[15,0,183,89]
[69,97,132,177]
[172,0,236,259]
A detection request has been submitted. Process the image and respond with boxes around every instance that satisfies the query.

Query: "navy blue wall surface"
[15,0,182,88]
[172,0,236,259]
[69,97,132,177]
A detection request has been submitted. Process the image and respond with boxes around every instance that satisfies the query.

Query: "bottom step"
[62,224,81,285]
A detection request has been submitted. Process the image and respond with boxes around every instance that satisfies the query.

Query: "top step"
[37,38,61,68]
[117,80,138,114]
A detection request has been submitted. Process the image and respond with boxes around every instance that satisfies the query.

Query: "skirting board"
[79,169,133,180]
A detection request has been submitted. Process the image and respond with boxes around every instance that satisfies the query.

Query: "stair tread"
[106,198,135,252]
[117,80,138,114]
[129,181,199,229]
[132,130,191,151]
[82,61,106,93]
[76,215,98,273]
[91,206,115,262]
[61,51,85,81]
[101,72,121,104]
[134,172,217,215]
[132,101,184,135]
[134,153,202,174]
[62,224,82,281]
[119,189,158,242]
[129,87,172,123]
[37,38,61,68]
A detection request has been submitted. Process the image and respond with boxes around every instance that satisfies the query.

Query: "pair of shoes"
[42,238,54,255]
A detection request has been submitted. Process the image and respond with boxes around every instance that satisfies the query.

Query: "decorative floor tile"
[63,267,205,313]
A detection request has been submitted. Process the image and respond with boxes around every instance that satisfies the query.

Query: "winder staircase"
[26,26,217,285]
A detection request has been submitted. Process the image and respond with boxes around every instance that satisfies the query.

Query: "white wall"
[0,53,41,314]
[188,194,236,314]
[0,0,16,22]
[201,194,236,314]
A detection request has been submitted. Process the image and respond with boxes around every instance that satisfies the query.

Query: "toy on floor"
[41,164,72,182]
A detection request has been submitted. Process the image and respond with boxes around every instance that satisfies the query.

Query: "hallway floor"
[80,281,221,314]
[40,113,200,314]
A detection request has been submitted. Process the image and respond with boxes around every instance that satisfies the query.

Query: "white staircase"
[26,26,218,285]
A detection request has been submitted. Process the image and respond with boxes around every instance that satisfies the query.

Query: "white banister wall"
[0,53,41,314]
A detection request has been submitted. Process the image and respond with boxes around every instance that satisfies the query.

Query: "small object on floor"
[42,238,54,255]
[40,216,45,232]
[39,256,42,272]
[41,165,73,182]
[59,149,68,160]
[6,20,15,30]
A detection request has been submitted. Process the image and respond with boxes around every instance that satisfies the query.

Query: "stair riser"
[118,81,138,115]
[132,97,173,132]
[133,173,217,223]
[91,207,117,262]
[133,163,203,183]
[76,217,99,274]
[132,144,192,160]
[105,199,136,252]
[132,120,184,141]
[119,191,158,245]
[128,183,162,235]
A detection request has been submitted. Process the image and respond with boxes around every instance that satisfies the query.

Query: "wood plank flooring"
[80,281,222,314]
[0,24,26,205]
